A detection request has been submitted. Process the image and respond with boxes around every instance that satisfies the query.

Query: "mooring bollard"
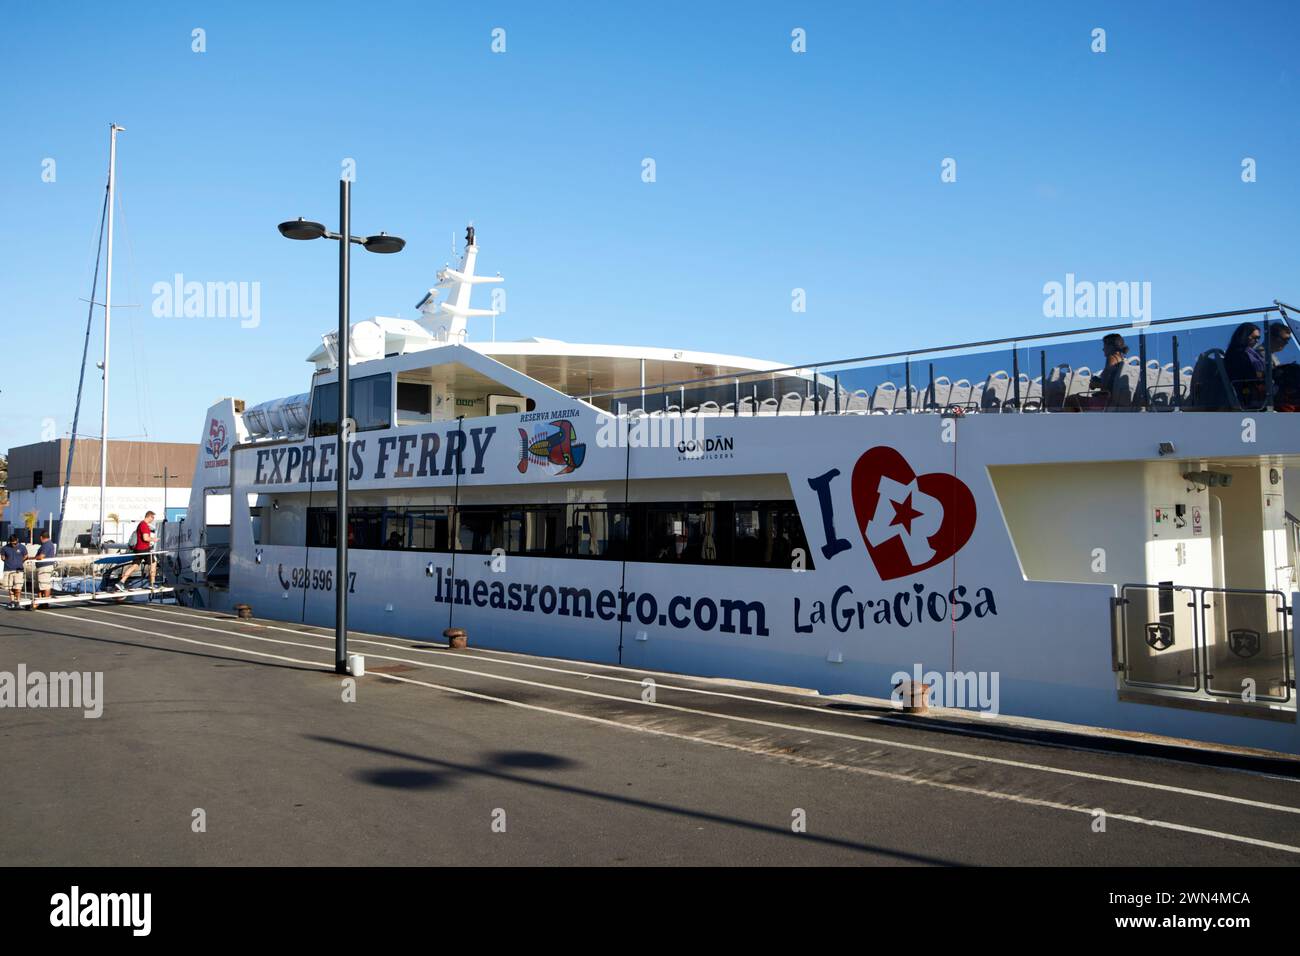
[443,627,468,649]
[234,604,252,620]
[897,677,929,714]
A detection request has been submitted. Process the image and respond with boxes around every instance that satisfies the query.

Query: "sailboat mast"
[98,123,123,548]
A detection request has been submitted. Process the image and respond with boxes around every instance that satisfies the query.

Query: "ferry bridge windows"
[308,372,393,437]
[304,501,812,569]
[396,381,433,424]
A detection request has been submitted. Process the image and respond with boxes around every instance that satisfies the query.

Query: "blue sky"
[0,0,1296,452]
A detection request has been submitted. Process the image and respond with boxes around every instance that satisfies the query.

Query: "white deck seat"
[870,382,898,414]
[968,382,986,411]
[947,379,973,409]
[1064,366,1092,402]
[698,401,721,417]
[926,376,952,410]
[846,389,871,414]
[981,370,1010,411]
[1014,373,1040,409]
[1105,358,1141,409]
[1149,362,1175,407]
[895,384,917,413]
[778,392,804,415]
[758,397,779,416]
[1042,364,1071,408]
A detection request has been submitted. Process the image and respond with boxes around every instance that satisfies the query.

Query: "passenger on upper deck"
[1066,334,1127,411]
[1224,323,1266,407]
[1267,323,1300,410]
[1090,334,1129,394]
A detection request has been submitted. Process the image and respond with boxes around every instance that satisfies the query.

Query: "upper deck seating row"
[628,330,1297,416]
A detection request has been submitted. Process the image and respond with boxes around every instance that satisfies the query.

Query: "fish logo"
[518,419,586,475]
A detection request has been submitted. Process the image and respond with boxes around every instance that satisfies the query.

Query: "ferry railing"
[1115,583,1294,706]
[6,541,235,610]
[580,303,1298,417]
[11,546,176,609]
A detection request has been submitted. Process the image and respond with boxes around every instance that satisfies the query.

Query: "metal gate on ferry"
[1116,584,1294,705]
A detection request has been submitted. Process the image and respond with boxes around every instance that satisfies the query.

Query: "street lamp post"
[279,180,404,674]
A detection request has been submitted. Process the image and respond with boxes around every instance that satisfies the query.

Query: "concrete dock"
[2,603,1298,866]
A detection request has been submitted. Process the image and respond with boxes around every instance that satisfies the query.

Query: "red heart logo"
[850,446,977,581]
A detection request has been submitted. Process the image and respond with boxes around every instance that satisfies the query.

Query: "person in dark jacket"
[1224,323,1266,407]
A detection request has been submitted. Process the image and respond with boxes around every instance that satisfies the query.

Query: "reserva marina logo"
[517,420,586,475]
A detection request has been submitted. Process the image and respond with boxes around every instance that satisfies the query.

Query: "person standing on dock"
[131,511,157,589]
[32,531,57,609]
[2,535,26,609]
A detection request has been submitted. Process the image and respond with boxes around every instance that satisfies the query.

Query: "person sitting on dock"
[32,531,57,609]
[2,534,26,609]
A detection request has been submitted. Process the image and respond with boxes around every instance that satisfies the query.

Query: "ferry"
[178,227,1300,755]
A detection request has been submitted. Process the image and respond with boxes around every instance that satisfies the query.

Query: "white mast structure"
[417,225,503,343]
[98,123,123,548]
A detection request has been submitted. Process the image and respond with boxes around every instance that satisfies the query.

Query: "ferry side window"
[306,507,337,548]
[308,382,339,437]
[410,509,450,552]
[733,503,764,568]
[351,374,392,432]
[522,506,564,557]
[308,373,392,437]
[348,507,384,550]
[382,509,409,550]
[773,503,812,570]
[456,506,503,554]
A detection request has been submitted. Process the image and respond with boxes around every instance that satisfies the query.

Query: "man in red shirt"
[132,510,157,588]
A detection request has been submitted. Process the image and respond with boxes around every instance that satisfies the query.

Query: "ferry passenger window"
[381,510,409,549]
[733,504,766,567]
[514,506,565,557]
[569,504,629,559]
[455,506,504,554]
[303,500,811,568]
[307,507,337,548]
[407,509,450,552]
[347,507,384,549]
[644,505,721,563]
[308,373,393,437]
